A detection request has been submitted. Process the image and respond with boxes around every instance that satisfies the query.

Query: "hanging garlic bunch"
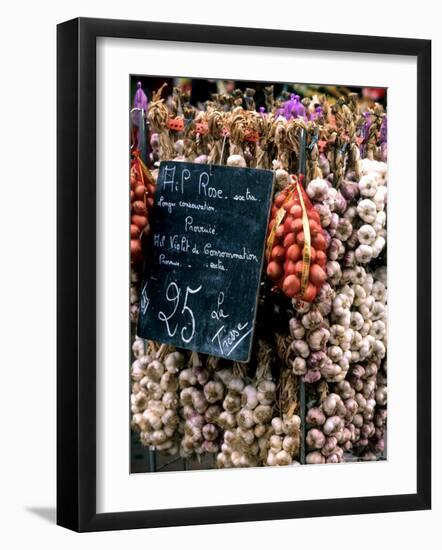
[370,360,387,458]
[216,368,276,468]
[339,363,378,454]
[290,155,387,382]
[262,337,302,467]
[264,414,301,467]
[305,392,347,464]
[179,353,224,457]
[289,152,387,463]
[130,269,140,324]
[216,342,281,468]
[354,161,387,262]
[130,346,184,455]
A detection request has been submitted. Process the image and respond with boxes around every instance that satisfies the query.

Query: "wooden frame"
[57,17,431,532]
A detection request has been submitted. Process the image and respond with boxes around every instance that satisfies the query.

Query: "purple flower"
[134,81,148,112]
[278,93,306,120]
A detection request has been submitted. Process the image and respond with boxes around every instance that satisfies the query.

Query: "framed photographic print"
[57,17,431,532]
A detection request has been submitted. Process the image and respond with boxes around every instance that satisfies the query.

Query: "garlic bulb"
[274,169,290,191]
[357,199,377,224]
[226,154,246,167]
[357,224,376,245]
[306,178,329,201]
[358,174,378,197]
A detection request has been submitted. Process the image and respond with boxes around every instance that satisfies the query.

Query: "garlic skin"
[373,186,387,211]
[341,181,359,202]
[242,385,259,409]
[292,339,310,358]
[257,380,276,405]
[374,211,386,232]
[132,337,145,359]
[179,368,197,388]
[271,417,284,435]
[165,352,185,373]
[335,218,353,241]
[306,451,326,464]
[302,310,324,331]
[355,244,373,264]
[357,224,376,245]
[290,317,306,339]
[372,236,386,258]
[326,261,342,285]
[275,169,290,191]
[226,154,246,167]
[357,199,377,224]
[223,391,241,414]
[314,203,332,227]
[308,328,330,351]
[194,154,208,164]
[292,356,307,375]
[306,428,326,449]
[203,381,224,403]
[358,174,378,197]
[307,178,329,201]
[306,407,326,427]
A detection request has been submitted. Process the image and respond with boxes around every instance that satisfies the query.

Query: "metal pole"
[299,379,306,464]
[298,127,307,465]
[299,128,307,177]
[142,338,157,473]
[148,448,157,472]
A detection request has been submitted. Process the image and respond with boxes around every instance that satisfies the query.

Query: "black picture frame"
[57,17,431,532]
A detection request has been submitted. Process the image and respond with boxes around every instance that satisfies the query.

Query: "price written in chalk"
[137,161,274,361]
[158,281,202,344]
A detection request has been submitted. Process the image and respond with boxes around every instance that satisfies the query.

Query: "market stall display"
[129,80,387,471]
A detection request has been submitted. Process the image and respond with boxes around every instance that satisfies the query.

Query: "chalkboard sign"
[137,161,274,361]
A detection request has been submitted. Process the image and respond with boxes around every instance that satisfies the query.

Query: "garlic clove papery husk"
[306,451,326,464]
[266,451,278,467]
[254,424,267,438]
[292,356,307,375]
[275,450,292,466]
[269,434,283,452]
[241,385,259,409]
[306,428,326,449]
[203,381,225,403]
[237,408,255,429]
[282,435,300,455]
[257,380,276,400]
[178,368,197,388]
[271,417,284,435]
[253,405,273,424]
[164,351,185,373]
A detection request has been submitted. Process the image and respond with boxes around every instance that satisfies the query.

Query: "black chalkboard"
[137,161,274,361]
